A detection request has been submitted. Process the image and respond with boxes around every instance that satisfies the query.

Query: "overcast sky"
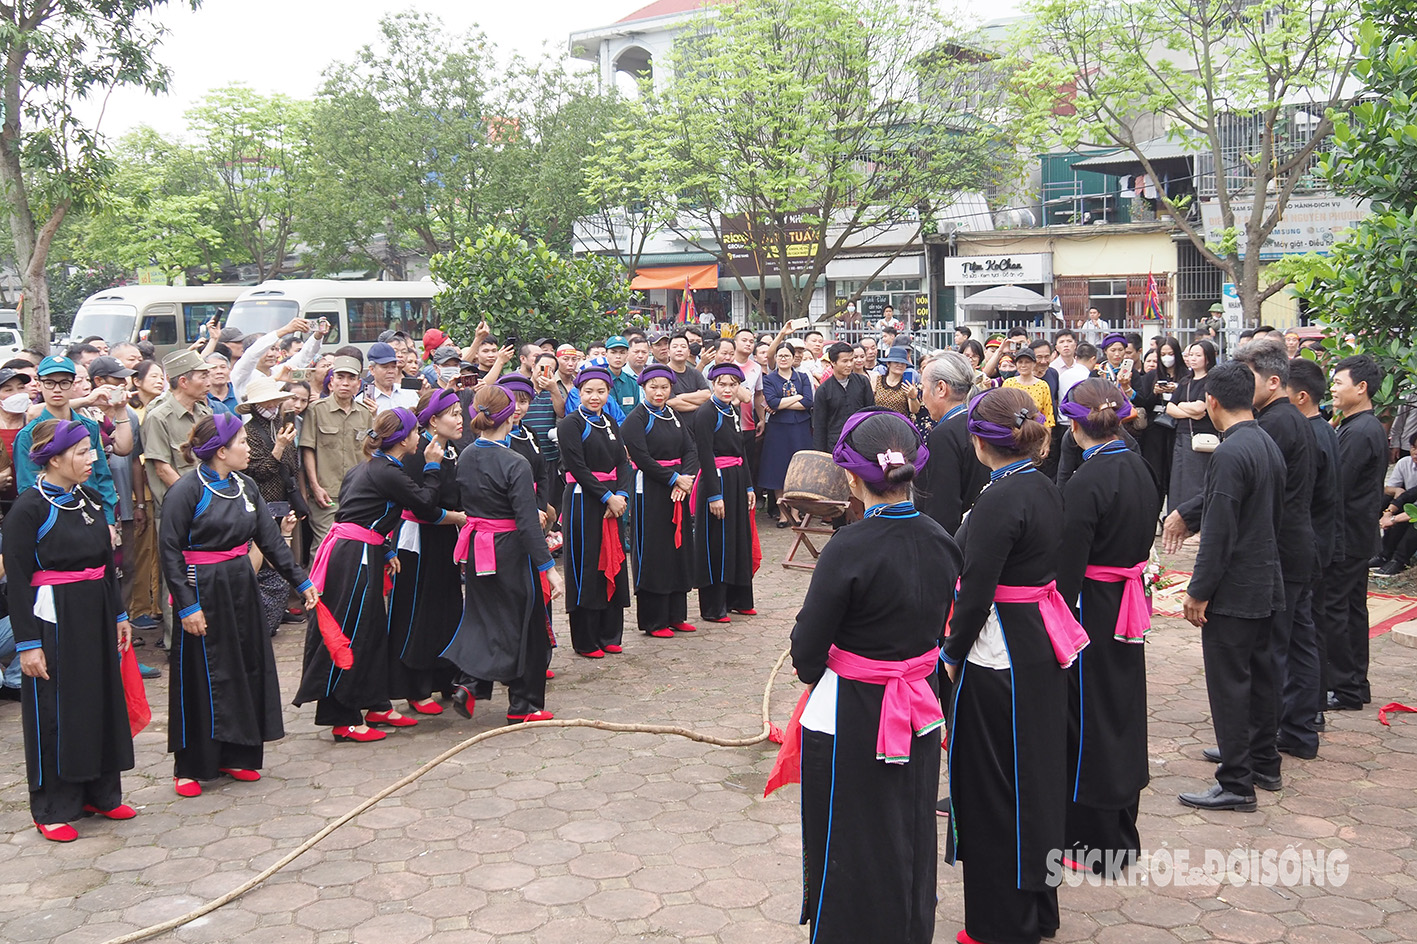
[99,0,1017,139]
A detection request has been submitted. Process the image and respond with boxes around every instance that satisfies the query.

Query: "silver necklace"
[202,469,255,513]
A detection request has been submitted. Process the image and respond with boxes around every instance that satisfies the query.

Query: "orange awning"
[630,263,718,290]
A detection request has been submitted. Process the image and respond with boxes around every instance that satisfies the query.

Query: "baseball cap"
[0,366,32,386]
[431,345,462,364]
[88,355,136,380]
[218,326,245,343]
[605,335,629,350]
[1013,347,1037,363]
[648,330,670,344]
[556,343,582,357]
[161,350,212,376]
[422,328,448,352]
[534,337,557,348]
[331,355,363,377]
[36,356,76,378]
[367,342,399,365]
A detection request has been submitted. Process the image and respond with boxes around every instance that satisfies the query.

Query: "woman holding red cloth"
[291,408,461,742]
[944,386,1082,944]
[442,385,564,722]
[692,363,758,623]
[159,414,318,797]
[790,409,960,944]
[4,419,135,841]
[557,365,631,658]
[620,364,700,638]
[1056,379,1160,874]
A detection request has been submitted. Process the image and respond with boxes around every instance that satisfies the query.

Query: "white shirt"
[1078,319,1110,346]
[1388,456,1417,492]
[370,384,419,414]
[1055,359,1092,401]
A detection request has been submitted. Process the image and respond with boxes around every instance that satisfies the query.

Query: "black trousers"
[1200,613,1280,795]
[463,618,551,716]
[1275,582,1321,754]
[174,739,264,781]
[961,862,1059,944]
[1380,523,1417,565]
[313,697,392,727]
[569,608,624,653]
[699,581,753,620]
[1063,797,1141,876]
[636,590,688,633]
[31,770,123,825]
[1322,555,1370,707]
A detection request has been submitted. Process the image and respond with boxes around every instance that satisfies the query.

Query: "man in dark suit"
[811,342,875,453]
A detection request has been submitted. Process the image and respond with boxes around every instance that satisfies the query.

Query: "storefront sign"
[1201,196,1370,260]
[941,253,1051,286]
[721,211,822,279]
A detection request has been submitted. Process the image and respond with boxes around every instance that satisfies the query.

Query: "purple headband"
[1100,333,1128,350]
[575,366,614,389]
[28,419,90,467]
[1058,387,1134,424]
[831,410,929,488]
[708,363,745,383]
[967,390,1045,447]
[496,374,536,399]
[192,413,245,461]
[416,387,460,426]
[476,391,516,427]
[381,407,419,448]
[637,364,676,387]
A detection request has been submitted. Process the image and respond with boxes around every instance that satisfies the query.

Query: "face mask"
[1,392,31,414]
[438,366,459,382]
[1161,355,1176,368]
[256,404,281,420]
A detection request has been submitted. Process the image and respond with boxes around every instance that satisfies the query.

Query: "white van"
[69,285,246,358]
[224,280,441,353]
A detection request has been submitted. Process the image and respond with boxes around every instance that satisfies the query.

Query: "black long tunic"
[692,398,754,590]
[791,504,960,944]
[916,406,986,534]
[621,402,700,595]
[292,453,444,710]
[1336,410,1387,562]
[160,468,310,751]
[811,373,875,453]
[387,436,463,682]
[558,409,632,611]
[443,440,555,681]
[508,424,550,513]
[4,484,133,792]
[1057,444,1159,811]
[945,468,1067,893]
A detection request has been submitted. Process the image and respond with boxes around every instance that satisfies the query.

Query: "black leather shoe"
[1326,693,1362,711]
[1202,747,1222,763]
[1253,772,1283,792]
[1178,784,1257,812]
[1314,711,1326,731]
[1277,741,1318,760]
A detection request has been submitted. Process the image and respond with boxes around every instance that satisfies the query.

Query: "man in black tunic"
[916,351,986,535]
[1167,362,1286,811]
[1324,355,1387,710]
[812,342,875,454]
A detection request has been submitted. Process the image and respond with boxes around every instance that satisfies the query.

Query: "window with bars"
[1176,240,1225,301]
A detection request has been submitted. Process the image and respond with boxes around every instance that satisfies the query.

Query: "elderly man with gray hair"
[916,350,987,535]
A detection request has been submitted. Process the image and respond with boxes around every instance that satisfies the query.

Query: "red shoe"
[174,778,202,798]
[672,622,697,633]
[648,628,675,638]
[545,668,555,679]
[507,710,555,723]
[34,822,78,842]
[83,803,137,820]
[451,684,475,720]
[219,768,261,782]
[578,649,605,659]
[364,710,418,727]
[956,931,988,944]
[731,608,757,616]
[704,615,731,623]
[408,699,444,715]
[333,726,387,743]
[603,644,623,654]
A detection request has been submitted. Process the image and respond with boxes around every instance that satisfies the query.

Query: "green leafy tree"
[430,225,630,346]
[584,0,1013,324]
[0,1,200,350]
[1012,0,1362,323]
[187,84,312,281]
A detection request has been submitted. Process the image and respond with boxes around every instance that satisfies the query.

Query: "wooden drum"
[780,450,851,518]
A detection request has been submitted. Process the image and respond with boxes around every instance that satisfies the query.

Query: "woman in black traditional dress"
[159,413,319,797]
[1056,379,1160,875]
[4,419,135,841]
[788,409,960,944]
[292,408,461,742]
[945,386,1087,944]
[558,364,632,658]
[498,373,555,679]
[386,386,467,717]
[693,363,758,623]
[621,363,700,637]
[443,385,564,722]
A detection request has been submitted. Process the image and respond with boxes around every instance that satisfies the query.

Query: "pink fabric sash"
[454,517,517,575]
[690,455,744,509]
[1084,562,1150,644]
[31,566,105,586]
[826,645,944,764]
[183,543,251,565]
[308,522,386,593]
[995,581,1091,668]
[565,469,619,485]
[400,509,434,525]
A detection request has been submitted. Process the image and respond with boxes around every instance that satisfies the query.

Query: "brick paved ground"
[1,523,1415,943]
